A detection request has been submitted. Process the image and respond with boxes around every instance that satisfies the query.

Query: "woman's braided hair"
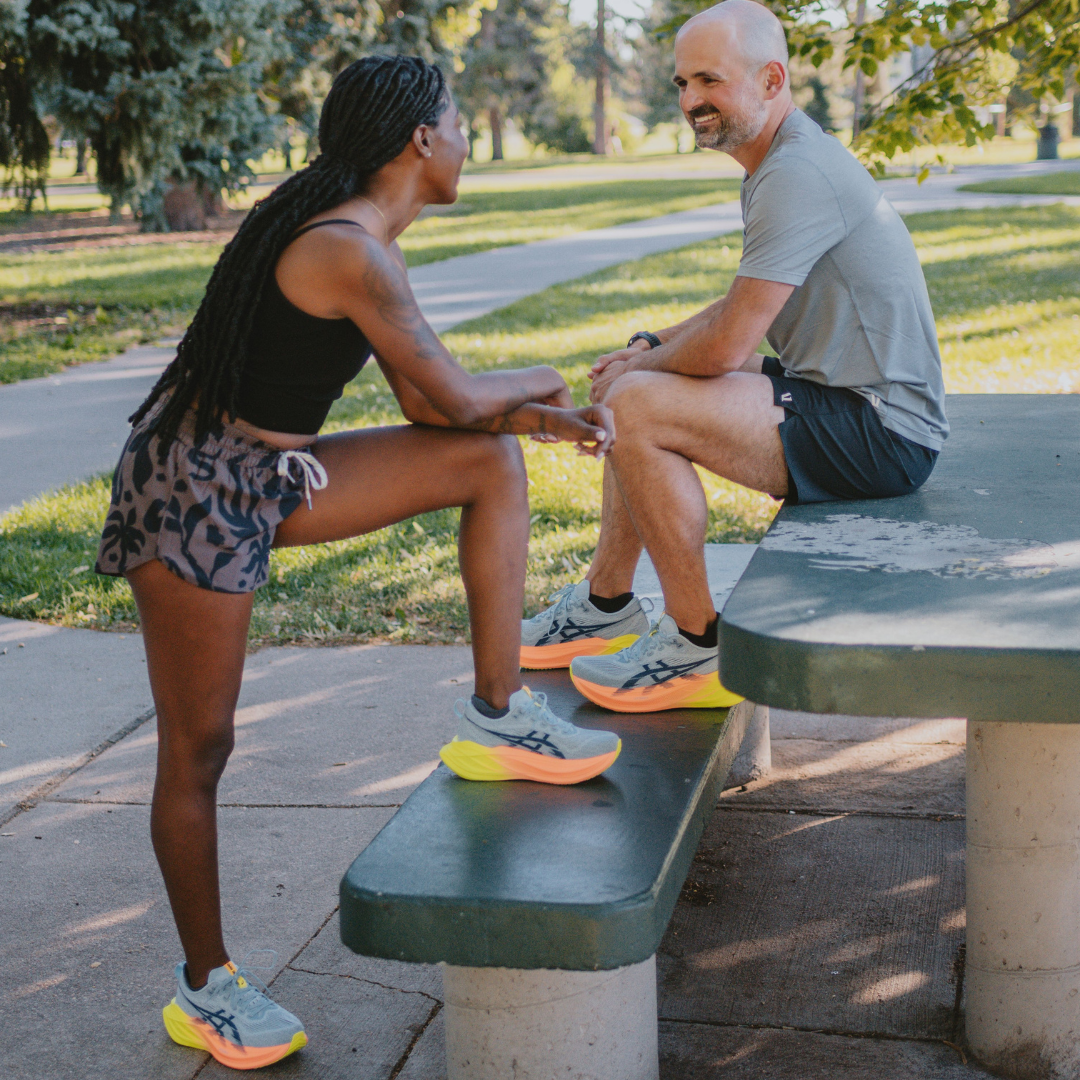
[131,55,448,449]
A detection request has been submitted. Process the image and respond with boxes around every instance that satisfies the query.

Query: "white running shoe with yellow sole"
[163,959,307,1070]
[570,615,743,713]
[521,580,650,670]
[439,686,621,784]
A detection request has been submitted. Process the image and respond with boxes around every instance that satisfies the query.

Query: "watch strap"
[627,330,662,350]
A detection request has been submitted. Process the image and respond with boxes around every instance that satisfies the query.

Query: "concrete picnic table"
[720,394,1080,1078]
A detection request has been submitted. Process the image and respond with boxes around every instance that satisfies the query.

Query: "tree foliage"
[456,0,550,158]
[662,0,1080,174]
[0,0,483,226]
[0,3,51,208]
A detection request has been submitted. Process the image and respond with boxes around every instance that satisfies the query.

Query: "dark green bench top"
[340,671,748,970]
[720,394,1080,723]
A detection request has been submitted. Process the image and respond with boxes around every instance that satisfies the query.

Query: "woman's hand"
[536,376,575,411]
[529,404,615,458]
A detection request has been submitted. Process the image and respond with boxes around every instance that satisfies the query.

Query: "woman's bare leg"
[275,423,528,708]
[131,423,528,986]
[128,559,253,989]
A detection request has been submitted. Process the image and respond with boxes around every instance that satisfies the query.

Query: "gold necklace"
[357,196,388,244]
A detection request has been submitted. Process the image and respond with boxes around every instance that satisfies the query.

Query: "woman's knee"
[159,719,235,787]
[473,432,527,490]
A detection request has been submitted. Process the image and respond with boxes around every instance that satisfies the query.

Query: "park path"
[2,157,1078,514]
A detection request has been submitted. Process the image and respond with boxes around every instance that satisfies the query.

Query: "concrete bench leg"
[442,955,659,1080]
[966,720,1080,1079]
[729,702,771,787]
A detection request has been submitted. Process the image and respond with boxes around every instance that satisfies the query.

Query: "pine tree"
[25,0,298,229]
[803,75,834,133]
[0,3,51,210]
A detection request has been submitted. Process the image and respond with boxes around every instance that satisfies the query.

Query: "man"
[521,0,948,712]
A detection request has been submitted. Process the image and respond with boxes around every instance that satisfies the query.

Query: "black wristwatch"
[627,331,662,350]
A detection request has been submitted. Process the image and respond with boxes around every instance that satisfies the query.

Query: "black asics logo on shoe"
[471,722,566,758]
[183,993,242,1044]
[621,657,711,690]
[538,617,620,646]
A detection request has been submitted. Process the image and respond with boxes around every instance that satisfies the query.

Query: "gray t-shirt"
[737,109,948,451]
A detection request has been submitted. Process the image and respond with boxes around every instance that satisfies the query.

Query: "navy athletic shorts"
[761,356,938,505]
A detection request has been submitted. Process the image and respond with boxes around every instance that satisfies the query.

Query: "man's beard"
[689,95,768,152]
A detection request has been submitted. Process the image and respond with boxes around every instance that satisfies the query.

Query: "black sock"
[471,694,510,719]
[589,590,633,614]
[678,617,718,650]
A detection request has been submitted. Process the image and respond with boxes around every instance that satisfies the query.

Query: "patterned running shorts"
[95,399,325,593]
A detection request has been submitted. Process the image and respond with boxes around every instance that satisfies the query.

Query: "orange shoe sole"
[163,1001,307,1070]
[439,738,621,784]
[520,633,640,670]
[570,670,744,713]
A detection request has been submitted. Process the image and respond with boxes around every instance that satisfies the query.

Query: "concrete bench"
[720,394,1080,1079]
[339,552,764,1080]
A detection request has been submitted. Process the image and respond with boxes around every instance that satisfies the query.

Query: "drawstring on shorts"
[277,449,328,510]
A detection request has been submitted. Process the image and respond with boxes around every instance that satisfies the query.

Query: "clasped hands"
[526,336,651,457]
[587,336,653,404]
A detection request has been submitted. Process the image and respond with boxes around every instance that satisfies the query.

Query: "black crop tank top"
[237,219,374,435]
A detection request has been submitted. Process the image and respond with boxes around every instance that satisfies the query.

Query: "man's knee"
[604,371,667,430]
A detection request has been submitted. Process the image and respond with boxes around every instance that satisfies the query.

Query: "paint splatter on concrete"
[762,516,1080,579]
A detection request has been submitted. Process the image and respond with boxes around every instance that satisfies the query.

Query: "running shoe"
[570,614,743,713]
[521,580,650,670]
[439,686,621,784]
[163,959,307,1070]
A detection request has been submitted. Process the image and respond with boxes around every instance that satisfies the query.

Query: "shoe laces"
[456,688,576,735]
[617,620,675,664]
[528,582,577,627]
[225,951,278,1019]
[518,686,576,734]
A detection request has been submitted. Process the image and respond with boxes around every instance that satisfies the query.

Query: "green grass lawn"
[959,170,1080,197]
[2,203,1077,644]
[0,177,738,385]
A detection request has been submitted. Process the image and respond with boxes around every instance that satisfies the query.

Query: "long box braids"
[130,56,448,453]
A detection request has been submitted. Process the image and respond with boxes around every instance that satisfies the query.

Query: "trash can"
[1037,123,1059,160]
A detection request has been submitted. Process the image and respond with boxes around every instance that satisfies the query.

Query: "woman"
[95,56,620,1071]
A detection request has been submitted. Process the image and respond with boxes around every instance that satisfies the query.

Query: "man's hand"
[589,338,652,380]
[589,358,631,404]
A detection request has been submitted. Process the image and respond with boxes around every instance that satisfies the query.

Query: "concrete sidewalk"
[1,547,994,1078]
[3,158,1078,514]
[0,640,992,1080]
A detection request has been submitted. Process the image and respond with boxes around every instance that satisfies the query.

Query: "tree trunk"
[75,137,86,175]
[593,0,608,155]
[162,181,207,231]
[850,0,867,141]
[489,107,504,161]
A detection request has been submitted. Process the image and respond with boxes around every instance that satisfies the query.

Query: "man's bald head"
[677,0,788,74]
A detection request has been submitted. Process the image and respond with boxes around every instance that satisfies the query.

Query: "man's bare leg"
[601,368,787,635]
[585,462,643,599]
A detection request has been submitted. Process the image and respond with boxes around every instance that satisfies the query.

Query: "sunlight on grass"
[399,178,739,264]
[959,171,1080,197]
[2,204,1076,642]
[909,205,1080,392]
[0,177,737,384]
